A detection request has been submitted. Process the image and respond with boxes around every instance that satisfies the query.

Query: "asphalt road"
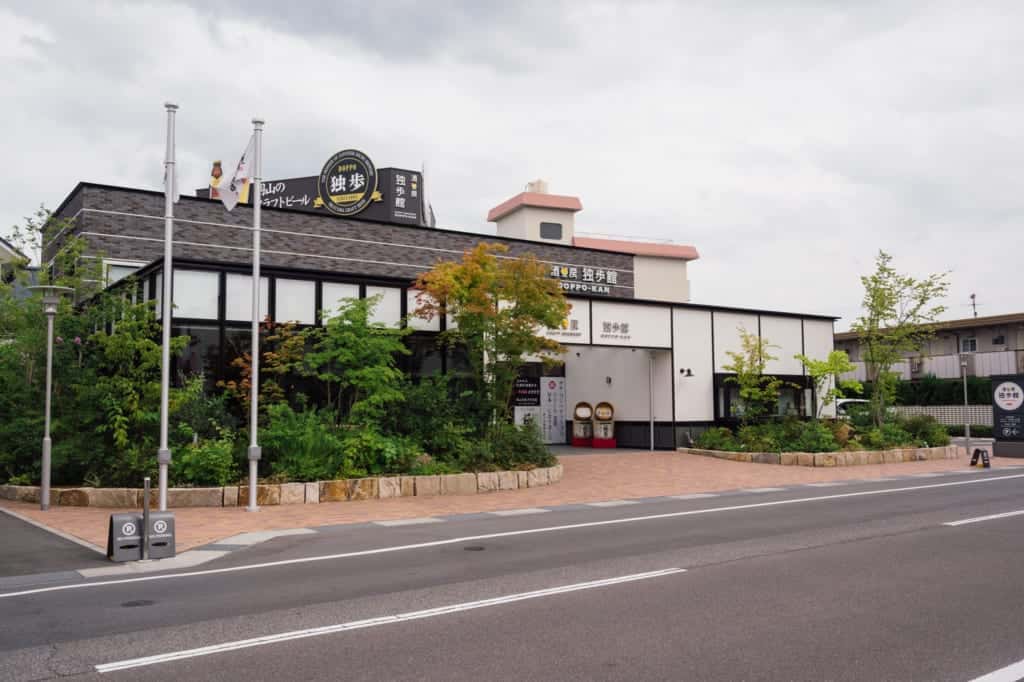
[3,469,1024,681]
[0,511,106,578]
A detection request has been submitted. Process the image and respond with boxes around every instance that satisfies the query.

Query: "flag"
[216,135,255,211]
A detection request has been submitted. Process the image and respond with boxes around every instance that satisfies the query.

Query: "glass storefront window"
[173,269,220,319]
[366,285,402,327]
[173,325,220,385]
[406,290,440,331]
[225,273,270,322]
[322,282,360,322]
[275,278,315,325]
[406,335,443,376]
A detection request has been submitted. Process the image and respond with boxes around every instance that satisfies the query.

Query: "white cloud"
[1,1,1021,327]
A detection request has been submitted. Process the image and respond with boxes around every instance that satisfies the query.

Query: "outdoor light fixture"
[960,353,971,452]
[605,376,612,385]
[27,284,74,511]
[679,368,694,377]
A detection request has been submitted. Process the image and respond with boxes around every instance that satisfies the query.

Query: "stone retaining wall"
[0,464,563,509]
[678,445,961,467]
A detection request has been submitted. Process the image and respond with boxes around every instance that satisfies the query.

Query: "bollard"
[142,476,151,560]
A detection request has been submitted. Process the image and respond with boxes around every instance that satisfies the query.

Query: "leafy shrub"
[465,422,554,471]
[695,427,739,451]
[261,403,347,482]
[340,428,421,476]
[854,422,913,450]
[789,420,840,452]
[898,415,950,447]
[397,375,474,463]
[946,424,993,438]
[173,431,237,486]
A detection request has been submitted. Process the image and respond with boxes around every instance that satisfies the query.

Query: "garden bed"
[0,464,563,508]
[678,445,961,467]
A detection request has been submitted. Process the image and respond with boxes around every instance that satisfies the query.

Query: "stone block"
[527,467,550,488]
[797,453,815,467]
[399,477,415,497]
[441,473,478,496]
[167,487,224,507]
[86,487,134,508]
[476,472,500,493]
[223,485,239,507]
[516,470,529,489]
[346,478,379,501]
[751,453,780,465]
[780,453,798,466]
[280,482,305,505]
[304,482,319,504]
[414,475,441,497]
[57,488,90,506]
[549,464,564,483]
[320,480,347,503]
[855,452,870,466]
[866,452,883,465]
[882,450,903,464]
[135,488,159,508]
[497,470,519,490]
[259,485,281,506]
[814,454,836,467]
[378,477,402,499]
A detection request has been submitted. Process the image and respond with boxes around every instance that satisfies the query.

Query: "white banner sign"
[591,301,671,348]
[541,298,589,344]
[540,377,567,444]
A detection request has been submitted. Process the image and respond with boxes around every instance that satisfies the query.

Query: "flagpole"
[157,102,178,512]
[247,118,264,512]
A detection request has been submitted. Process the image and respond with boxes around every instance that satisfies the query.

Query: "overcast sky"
[2,1,1021,329]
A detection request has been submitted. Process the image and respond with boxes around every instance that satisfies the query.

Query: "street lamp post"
[27,285,73,511]
[960,353,971,458]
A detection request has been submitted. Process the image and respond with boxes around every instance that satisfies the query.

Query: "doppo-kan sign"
[992,375,1024,441]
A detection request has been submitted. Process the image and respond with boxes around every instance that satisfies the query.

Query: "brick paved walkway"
[2,451,1020,552]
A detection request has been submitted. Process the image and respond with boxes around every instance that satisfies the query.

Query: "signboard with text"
[547,264,619,296]
[992,374,1024,441]
[541,298,590,344]
[591,301,671,348]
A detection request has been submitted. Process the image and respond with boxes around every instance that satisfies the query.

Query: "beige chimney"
[487,181,581,245]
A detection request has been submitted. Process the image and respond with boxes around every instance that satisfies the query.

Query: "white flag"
[216,135,255,211]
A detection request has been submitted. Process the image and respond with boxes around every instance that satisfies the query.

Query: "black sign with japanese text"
[318,149,379,217]
[546,263,618,296]
[512,377,541,407]
[992,374,1024,441]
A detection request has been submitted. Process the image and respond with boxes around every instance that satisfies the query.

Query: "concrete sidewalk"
[2,451,1019,553]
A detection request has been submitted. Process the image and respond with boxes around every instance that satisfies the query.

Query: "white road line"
[804,482,850,487]
[587,500,639,507]
[739,487,786,493]
[489,508,551,516]
[669,493,720,500]
[943,509,1024,527]
[217,529,316,545]
[967,656,1024,682]
[94,567,686,672]
[4,472,1024,600]
[373,518,443,527]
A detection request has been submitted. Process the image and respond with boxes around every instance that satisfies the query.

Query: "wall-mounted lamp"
[575,351,581,357]
[605,376,612,385]
[679,368,694,377]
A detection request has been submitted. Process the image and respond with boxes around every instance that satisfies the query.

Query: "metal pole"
[142,476,150,561]
[157,103,178,512]
[41,308,55,511]
[648,352,655,451]
[961,355,971,459]
[247,118,264,512]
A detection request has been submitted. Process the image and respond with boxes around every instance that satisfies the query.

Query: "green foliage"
[795,350,862,417]
[871,375,992,406]
[695,427,740,451]
[303,295,410,428]
[413,243,569,436]
[172,430,237,486]
[468,421,556,470]
[946,424,992,438]
[261,403,348,482]
[339,428,421,476]
[722,327,787,424]
[396,375,474,463]
[170,374,236,448]
[850,251,950,426]
[898,415,951,447]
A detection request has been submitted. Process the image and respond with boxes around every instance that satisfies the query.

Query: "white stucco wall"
[803,318,837,416]
[494,206,576,245]
[672,307,715,422]
[712,311,759,372]
[632,256,689,303]
[761,315,805,375]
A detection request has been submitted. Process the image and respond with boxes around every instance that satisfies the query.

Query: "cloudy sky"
[1,1,1021,329]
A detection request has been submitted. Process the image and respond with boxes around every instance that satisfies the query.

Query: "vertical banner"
[540,377,567,444]
[993,374,1024,441]
[513,376,542,430]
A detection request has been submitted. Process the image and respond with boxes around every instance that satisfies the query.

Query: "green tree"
[302,295,411,428]
[412,243,569,437]
[795,350,862,418]
[723,327,785,424]
[850,251,949,426]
